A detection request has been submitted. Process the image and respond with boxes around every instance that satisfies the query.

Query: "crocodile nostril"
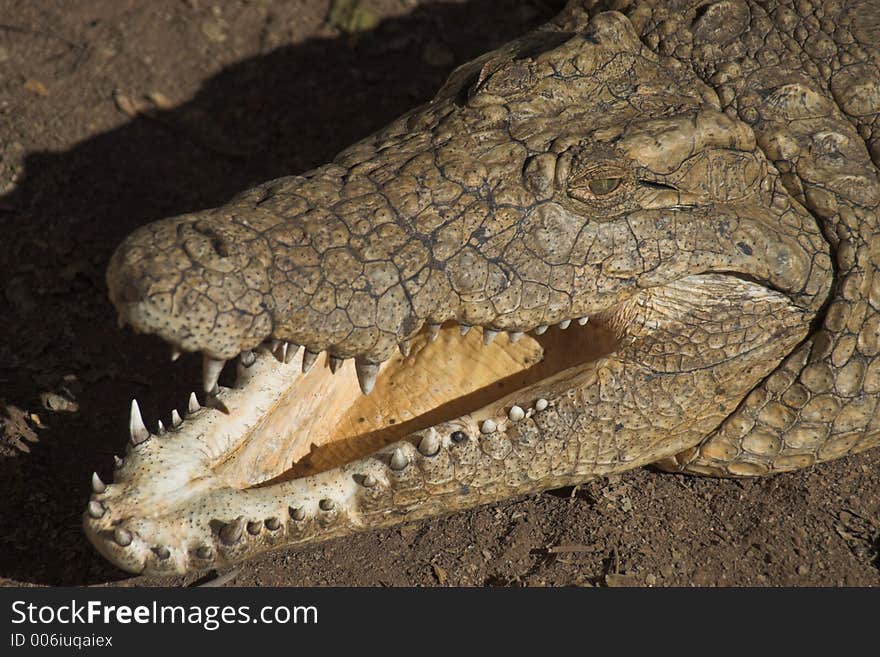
[191,222,231,257]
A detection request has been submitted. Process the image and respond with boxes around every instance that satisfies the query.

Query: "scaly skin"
[84,0,879,576]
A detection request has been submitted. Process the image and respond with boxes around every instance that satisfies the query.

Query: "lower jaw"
[84,319,618,575]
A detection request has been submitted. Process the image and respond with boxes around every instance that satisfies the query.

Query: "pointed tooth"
[355,359,380,395]
[508,331,523,343]
[171,409,183,428]
[578,316,590,325]
[480,418,497,434]
[302,350,319,373]
[418,431,441,456]
[460,324,471,336]
[170,347,181,362]
[270,339,281,353]
[188,392,200,414]
[91,472,106,494]
[534,325,548,335]
[399,340,412,357]
[508,405,525,422]
[289,506,305,521]
[235,362,249,387]
[219,516,245,545]
[483,329,498,345]
[390,447,409,470]
[329,355,344,374]
[128,399,150,445]
[362,474,377,488]
[202,355,226,395]
[156,420,165,435]
[113,455,123,468]
[427,324,440,341]
[114,527,132,547]
[275,341,288,363]
[284,343,300,364]
[87,501,105,519]
[265,517,281,531]
[558,319,571,329]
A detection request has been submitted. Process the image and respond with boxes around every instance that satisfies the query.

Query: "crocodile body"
[85,0,880,575]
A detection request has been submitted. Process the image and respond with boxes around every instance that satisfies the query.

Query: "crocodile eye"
[568,174,627,203]
[587,178,622,196]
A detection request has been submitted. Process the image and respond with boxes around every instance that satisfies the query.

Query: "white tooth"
[171,409,183,428]
[355,360,380,395]
[418,431,441,456]
[480,419,497,434]
[399,340,412,357]
[558,319,571,329]
[113,455,123,468]
[508,405,525,422]
[240,350,256,367]
[534,325,548,335]
[302,350,319,373]
[202,355,225,394]
[483,329,498,345]
[276,342,288,362]
[188,392,200,414]
[87,501,105,519]
[170,347,181,362]
[578,316,590,325]
[390,447,408,470]
[284,344,300,364]
[427,324,440,341]
[114,527,132,547]
[329,355,344,374]
[508,331,523,343]
[535,398,549,411]
[129,399,150,445]
[91,472,106,494]
[460,324,471,336]
[270,339,281,352]
[156,420,165,435]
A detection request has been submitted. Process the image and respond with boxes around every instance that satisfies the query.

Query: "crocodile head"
[85,11,831,575]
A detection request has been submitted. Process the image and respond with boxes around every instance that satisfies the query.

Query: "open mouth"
[84,310,619,575]
[245,317,616,485]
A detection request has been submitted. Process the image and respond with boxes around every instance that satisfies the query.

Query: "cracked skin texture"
[86,0,880,576]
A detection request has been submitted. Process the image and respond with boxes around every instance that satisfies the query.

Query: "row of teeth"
[86,393,555,563]
[192,316,591,399]
[102,317,588,462]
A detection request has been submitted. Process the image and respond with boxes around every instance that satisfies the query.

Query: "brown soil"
[0,0,877,588]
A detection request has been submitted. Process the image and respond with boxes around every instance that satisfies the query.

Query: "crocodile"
[84,0,880,576]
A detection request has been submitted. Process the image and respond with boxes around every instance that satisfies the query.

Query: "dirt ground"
[0,0,877,588]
